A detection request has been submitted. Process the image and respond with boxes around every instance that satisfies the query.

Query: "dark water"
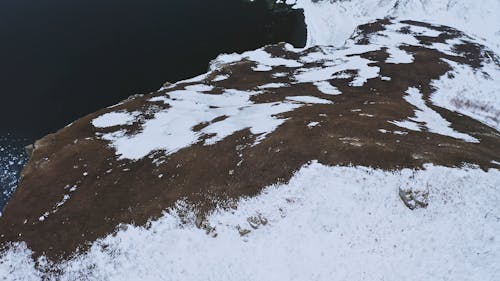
[0,0,306,209]
[0,136,28,210]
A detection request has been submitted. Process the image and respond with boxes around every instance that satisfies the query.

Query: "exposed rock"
[247,213,269,229]
[399,187,429,210]
[1,18,499,260]
[236,225,252,237]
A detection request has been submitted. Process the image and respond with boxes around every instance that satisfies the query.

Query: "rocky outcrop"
[1,18,499,260]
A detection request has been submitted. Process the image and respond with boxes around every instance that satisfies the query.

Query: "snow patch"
[2,162,499,280]
[307,121,320,128]
[258,83,289,89]
[294,0,500,54]
[295,56,380,87]
[212,74,229,82]
[313,81,341,95]
[92,112,138,128]
[212,48,303,72]
[431,59,500,131]
[100,86,339,160]
[392,87,479,142]
[286,96,333,104]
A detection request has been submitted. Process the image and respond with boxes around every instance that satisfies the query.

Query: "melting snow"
[294,56,380,87]
[286,96,333,104]
[431,59,500,131]
[212,74,229,82]
[307,121,319,128]
[98,87,313,160]
[313,81,341,95]
[385,47,414,64]
[272,72,288,78]
[294,0,500,53]
[392,87,479,142]
[2,3,500,280]
[258,83,289,89]
[92,112,138,128]
[407,24,442,37]
[213,49,303,71]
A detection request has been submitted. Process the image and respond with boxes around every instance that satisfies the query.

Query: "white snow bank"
[92,111,138,128]
[2,162,500,281]
[313,81,341,95]
[294,55,380,87]
[293,0,500,54]
[211,48,303,71]
[431,59,500,131]
[392,87,479,142]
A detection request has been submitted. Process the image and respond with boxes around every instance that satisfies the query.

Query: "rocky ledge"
[1,18,499,260]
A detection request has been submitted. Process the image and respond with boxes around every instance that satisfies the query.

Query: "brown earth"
[1,18,499,261]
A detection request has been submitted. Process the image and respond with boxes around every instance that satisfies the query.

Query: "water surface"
[0,0,306,209]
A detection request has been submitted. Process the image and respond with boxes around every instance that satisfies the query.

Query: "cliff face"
[1,18,499,261]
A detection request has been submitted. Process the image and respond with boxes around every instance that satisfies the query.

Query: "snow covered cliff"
[1,2,499,280]
[294,0,500,52]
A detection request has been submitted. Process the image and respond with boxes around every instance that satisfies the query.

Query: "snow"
[258,83,289,89]
[379,129,408,135]
[100,87,316,160]
[294,56,380,87]
[177,73,209,85]
[390,119,420,131]
[294,0,500,54]
[3,3,500,279]
[392,87,479,142]
[407,24,442,37]
[292,44,383,90]
[201,102,302,145]
[313,81,341,95]
[35,184,79,223]
[307,121,320,128]
[431,59,500,131]
[272,72,288,78]
[184,84,214,92]
[92,112,138,128]
[212,74,229,82]
[212,49,303,71]
[2,162,499,281]
[385,47,414,64]
[252,64,273,71]
[96,18,498,160]
[286,96,333,104]
[359,113,374,117]
[369,22,417,64]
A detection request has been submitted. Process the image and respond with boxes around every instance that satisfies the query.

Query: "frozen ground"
[2,162,499,280]
[94,19,500,162]
[1,2,499,280]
